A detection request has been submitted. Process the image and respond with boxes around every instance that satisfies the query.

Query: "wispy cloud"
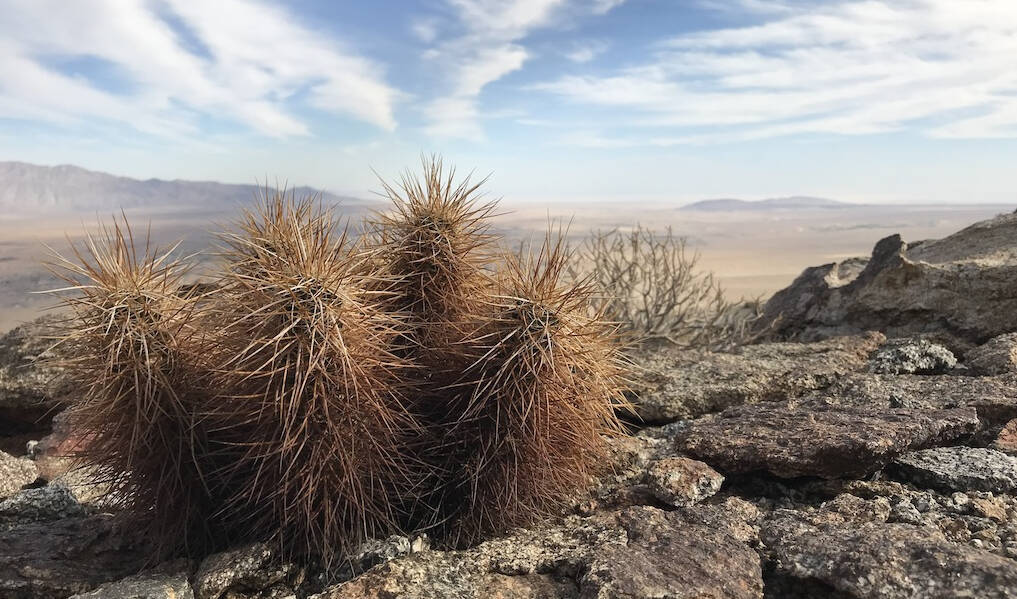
[536,0,1017,145]
[0,0,399,139]
[422,0,627,140]
[564,40,610,63]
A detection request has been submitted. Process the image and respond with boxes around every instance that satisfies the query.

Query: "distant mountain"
[680,196,852,212]
[0,161,372,213]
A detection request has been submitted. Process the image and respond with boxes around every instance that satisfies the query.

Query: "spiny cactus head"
[208,190,422,569]
[370,155,498,321]
[447,230,630,544]
[47,217,214,558]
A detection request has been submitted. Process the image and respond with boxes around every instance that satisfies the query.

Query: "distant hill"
[680,196,852,212]
[0,161,372,213]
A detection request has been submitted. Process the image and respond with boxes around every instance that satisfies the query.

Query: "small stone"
[645,457,724,508]
[821,494,891,523]
[888,502,924,525]
[868,338,957,375]
[971,497,1008,522]
[992,419,1017,455]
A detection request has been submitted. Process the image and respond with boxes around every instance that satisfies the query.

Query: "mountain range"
[0,161,370,214]
[680,196,852,211]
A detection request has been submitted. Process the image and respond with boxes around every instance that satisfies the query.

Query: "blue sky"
[1,0,1016,204]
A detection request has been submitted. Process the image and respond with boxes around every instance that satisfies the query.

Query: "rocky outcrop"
[674,403,978,479]
[762,213,1017,343]
[762,512,1017,598]
[629,332,883,422]
[316,503,764,599]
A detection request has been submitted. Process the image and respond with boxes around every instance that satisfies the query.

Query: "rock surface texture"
[4,210,1017,599]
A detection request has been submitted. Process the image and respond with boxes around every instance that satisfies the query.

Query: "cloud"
[0,0,399,139]
[422,0,627,140]
[536,0,1017,144]
[565,40,610,63]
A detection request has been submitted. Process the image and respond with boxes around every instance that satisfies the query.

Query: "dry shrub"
[48,219,216,556]
[446,232,629,544]
[574,225,767,350]
[204,192,423,567]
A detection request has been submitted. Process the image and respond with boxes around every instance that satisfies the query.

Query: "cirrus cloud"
[536,0,1017,145]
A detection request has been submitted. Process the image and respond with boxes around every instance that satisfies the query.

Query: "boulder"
[644,457,723,508]
[867,338,956,375]
[762,512,1017,598]
[0,515,147,598]
[967,333,1017,375]
[890,447,1017,493]
[0,450,37,500]
[762,213,1017,344]
[0,482,84,526]
[0,317,68,437]
[674,403,978,479]
[69,573,193,599]
[629,332,883,422]
[192,543,302,599]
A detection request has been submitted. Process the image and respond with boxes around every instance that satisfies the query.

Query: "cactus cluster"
[50,157,629,569]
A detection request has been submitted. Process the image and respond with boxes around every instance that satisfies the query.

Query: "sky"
[1,0,1016,204]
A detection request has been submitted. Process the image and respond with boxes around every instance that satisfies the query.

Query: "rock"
[0,515,147,598]
[762,213,1017,344]
[992,419,1017,455]
[192,543,302,599]
[645,457,723,508]
[0,449,37,499]
[802,373,1017,432]
[315,505,763,599]
[762,512,1017,598]
[331,534,430,584]
[890,447,1017,493]
[629,332,884,422]
[69,573,193,599]
[867,338,956,375]
[966,333,1017,375]
[0,482,84,526]
[581,507,763,599]
[819,494,890,523]
[674,403,978,479]
[0,317,68,437]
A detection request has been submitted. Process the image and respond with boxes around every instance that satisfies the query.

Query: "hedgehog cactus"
[448,232,630,544]
[205,192,423,567]
[52,159,631,569]
[50,219,216,556]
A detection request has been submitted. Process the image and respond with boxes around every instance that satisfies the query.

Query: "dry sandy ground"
[0,202,1010,333]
